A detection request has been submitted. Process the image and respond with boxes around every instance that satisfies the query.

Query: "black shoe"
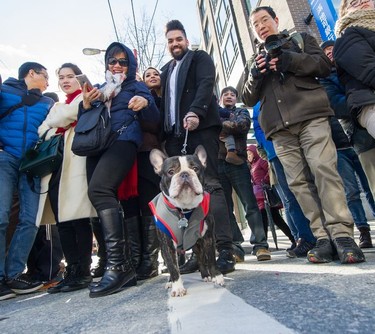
[233,245,245,263]
[216,249,235,274]
[358,226,373,249]
[307,238,334,263]
[286,241,297,252]
[0,280,16,300]
[179,253,199,274]
[6,274,43,294]
[287,239,315,258]
[60,275,92,292]
[333,237,366,264]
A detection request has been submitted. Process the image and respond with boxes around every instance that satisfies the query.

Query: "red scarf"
[55,89,81,134]
[117,159,139,200]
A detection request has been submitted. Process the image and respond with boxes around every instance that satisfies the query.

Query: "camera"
[264,34,288,59]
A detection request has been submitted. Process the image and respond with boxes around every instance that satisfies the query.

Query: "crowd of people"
[1,0,375,302]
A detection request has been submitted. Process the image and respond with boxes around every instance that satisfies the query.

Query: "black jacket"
[334,26,375,117]
[160,50,221,138]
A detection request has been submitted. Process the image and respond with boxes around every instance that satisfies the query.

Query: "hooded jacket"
[79,42,159,148]
[0,78,53,158]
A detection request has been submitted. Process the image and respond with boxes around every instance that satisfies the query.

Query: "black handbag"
[262,183,283,208]
[72,102,136,157]
[19,129,64,178]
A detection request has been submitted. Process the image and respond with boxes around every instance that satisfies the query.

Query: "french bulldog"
[149,145,224,297]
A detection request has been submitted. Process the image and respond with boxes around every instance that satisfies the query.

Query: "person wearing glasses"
[0,62,54,300]
[81,42,159,298]
[242,6,365,265]
[334,0,375,140]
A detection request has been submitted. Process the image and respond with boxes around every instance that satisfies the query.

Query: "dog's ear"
[149,149,168,175]
[194,145,207,168]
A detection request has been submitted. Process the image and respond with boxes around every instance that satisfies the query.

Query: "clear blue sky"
[0,0,200,96]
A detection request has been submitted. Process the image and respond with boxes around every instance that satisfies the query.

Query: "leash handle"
[181,128,188,155]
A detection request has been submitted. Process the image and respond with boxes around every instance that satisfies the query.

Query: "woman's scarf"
[335,8,375,37]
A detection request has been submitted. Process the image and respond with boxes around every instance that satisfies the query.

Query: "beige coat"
[36,94,96,226]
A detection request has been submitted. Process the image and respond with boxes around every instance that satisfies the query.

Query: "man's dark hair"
[221,86,238,97]
[57,63,83,76]
[165,20,187,38]
[18,62,46,80]
[43,92,59,102]
[250,6,277,19]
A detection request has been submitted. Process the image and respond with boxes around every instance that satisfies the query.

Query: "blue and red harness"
[148,192,210,251]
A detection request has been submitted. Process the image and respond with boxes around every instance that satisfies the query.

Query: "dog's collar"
[161,193,206,214]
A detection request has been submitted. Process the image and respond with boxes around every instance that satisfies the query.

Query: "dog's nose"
[180,172,189,181]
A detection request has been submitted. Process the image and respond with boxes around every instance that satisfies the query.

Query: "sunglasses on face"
[108,57,129,67]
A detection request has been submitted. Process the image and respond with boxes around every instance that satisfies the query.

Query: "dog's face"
[150,145,207,210]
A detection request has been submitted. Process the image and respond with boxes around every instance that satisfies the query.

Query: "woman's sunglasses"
[108,57,129,67]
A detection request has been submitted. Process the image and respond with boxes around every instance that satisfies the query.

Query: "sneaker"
[307,238,333,263]
[216,249,236,274]
[286,241,297,252]
[255,248,271,261]
[6,274,43,294]
[287,239,315,258]
[0,280,16,301]
[179,253,199,275]
[225,151,244,165]
[333,237,366,264]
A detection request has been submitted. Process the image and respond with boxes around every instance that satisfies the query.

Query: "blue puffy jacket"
[79,42,159,148]
[0,78,53,158]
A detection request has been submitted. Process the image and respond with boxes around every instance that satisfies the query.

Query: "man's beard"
[173,48,188,60]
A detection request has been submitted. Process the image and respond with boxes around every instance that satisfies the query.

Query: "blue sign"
[308,0,338,41]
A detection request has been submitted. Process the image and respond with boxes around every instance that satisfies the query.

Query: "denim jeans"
[218,160,268,251]
[270,157,316,243]
[337,148,369,229]
[0,150,40,280]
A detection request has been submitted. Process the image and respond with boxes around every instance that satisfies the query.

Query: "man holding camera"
[241,6,364,264]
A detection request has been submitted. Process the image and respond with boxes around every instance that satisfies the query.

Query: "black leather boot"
[89,208,136,298]
[136,216,159,280]
[91,217,107,278]
[126,216,142,269]
[47,264,76,294]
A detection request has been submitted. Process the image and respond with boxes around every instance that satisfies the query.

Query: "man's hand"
[183,112,199,131]
[128,96,148,112]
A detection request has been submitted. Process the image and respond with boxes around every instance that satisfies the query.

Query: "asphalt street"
[1,223,375,334]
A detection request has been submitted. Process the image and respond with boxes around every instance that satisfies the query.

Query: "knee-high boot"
[136,216,160,280]
[125,216,142,269]
[89,208,136,298]
[90,217,107,278]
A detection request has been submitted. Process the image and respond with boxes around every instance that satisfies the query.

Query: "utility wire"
[107,0,120,42]
[130,0,141,65]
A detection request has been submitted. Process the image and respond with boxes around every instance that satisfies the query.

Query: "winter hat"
[320,40,335,50]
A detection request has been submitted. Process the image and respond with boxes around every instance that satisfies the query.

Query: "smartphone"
[75,74,93,91]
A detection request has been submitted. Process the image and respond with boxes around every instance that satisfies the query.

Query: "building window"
[222,26,239,77]
[210,0,218,11]
[199,0,206,21]
[216,0,230,42]
[210,46,216,65]
[204,21,211,47]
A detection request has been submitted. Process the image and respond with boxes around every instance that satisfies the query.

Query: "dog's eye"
[192,166,199,172]
[168,169,175,176]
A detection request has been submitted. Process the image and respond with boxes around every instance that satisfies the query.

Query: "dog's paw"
[212,274,225,286]
[171,278,187,297]
[203,276,212,283]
